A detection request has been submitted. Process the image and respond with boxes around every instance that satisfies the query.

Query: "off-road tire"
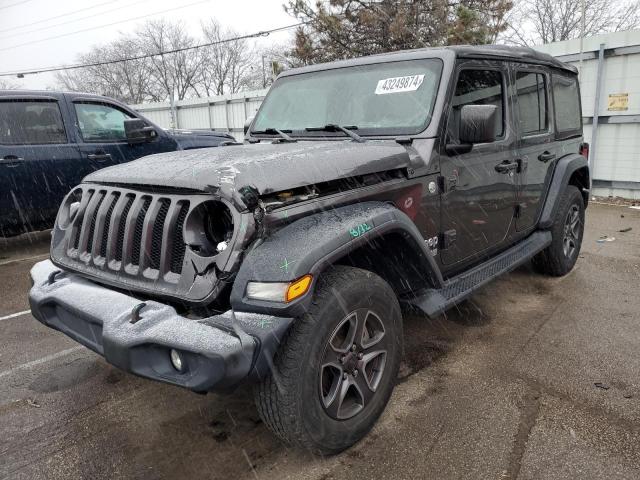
[532,185,585,276]
[254,266,403,455]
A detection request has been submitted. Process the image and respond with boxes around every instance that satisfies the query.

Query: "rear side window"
[552,74,581,133]
[516,72,548,135]
[74,102,133,142]
[449,69,504,142]
[0,100,67,145]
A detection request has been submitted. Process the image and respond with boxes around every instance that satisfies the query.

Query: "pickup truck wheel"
[254,266,402,455]
[533,185,585,276]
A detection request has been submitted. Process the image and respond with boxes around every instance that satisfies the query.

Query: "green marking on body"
[349,222,372,238]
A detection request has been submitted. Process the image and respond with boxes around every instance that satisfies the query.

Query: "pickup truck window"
[74,102,133,142]
[0,100,67,145]
[252,59,443,136]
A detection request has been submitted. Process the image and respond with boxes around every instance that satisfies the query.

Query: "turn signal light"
[285,275,313,302]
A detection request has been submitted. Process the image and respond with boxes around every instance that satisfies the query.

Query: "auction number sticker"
[375,74,424,95]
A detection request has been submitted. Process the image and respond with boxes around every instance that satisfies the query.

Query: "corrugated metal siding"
[536,29,640,197]
[131,89,268,141]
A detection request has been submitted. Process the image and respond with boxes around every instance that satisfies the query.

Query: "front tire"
[533,185,585,276]
[254,266,403,455]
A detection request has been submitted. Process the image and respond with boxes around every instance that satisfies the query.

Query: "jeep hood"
[84,140,411,198]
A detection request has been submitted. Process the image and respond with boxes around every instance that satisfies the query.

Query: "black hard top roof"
[281,44,577,77]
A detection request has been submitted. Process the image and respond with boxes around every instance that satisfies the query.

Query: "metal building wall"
[130,89,268,142]
[536,29,640,199]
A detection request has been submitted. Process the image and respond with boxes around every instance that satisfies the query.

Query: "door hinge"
[439,229,457,249]
[517,158,527,173]
[437,172,458,193]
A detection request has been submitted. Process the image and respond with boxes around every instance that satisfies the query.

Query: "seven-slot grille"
[65,187,190,281]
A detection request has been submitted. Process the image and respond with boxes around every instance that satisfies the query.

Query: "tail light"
[579,142,589,159]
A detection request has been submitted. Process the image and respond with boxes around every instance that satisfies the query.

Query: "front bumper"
[28,260,293,392]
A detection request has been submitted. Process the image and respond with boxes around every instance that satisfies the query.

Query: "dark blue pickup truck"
[0,90,235,237]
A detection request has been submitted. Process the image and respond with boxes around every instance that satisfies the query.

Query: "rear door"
[512,66,558,232]
[70,99,175,171]
[0,96,81,234]
[439,62,518,266]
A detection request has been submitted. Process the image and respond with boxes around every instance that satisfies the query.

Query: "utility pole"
[579,0,586,79]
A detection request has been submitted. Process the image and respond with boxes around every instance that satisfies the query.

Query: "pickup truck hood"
[84,140,411,198]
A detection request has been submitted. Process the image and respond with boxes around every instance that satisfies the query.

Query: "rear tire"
[254,266,402,455]
[532,185,585,276]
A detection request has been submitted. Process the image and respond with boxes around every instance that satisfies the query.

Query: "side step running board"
[404,231,552,318]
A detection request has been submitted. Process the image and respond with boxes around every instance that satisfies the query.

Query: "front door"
[512,66,557,232]
[439,63,518,266]
[0,97,81,234]
[70,100,175,174]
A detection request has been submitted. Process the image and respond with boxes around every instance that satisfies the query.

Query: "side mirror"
[244,115,255,135]
[124,118,157,144]
[459,104,498,144]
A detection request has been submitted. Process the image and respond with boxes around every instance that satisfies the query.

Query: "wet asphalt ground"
[1,202,639,480]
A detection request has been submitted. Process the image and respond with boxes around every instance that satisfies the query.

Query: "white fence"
[132,30,640,199]
[130,89,268,142]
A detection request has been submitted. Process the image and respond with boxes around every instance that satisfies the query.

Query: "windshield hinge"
[395,136,413,145]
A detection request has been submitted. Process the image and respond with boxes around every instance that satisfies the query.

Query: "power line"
[0,22,306,78]
[0,0,210,53]
[0,0,35,11]
[0,0,153,40]
[0,1,116,34]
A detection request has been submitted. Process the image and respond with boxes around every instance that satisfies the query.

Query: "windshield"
[252,58,443,137]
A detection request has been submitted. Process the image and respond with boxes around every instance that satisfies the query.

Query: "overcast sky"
[0,0,295,90]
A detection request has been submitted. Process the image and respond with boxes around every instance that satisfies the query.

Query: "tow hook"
[130,303,147,324]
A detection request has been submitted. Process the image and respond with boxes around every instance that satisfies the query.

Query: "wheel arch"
[229,201,443,317]
[539,153,590,230]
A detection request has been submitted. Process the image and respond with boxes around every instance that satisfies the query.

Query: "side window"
[552,74,581,133]
[74,102,133,142]
[516,72,548,135]
[0,100,67,145]
[448,69,504,143]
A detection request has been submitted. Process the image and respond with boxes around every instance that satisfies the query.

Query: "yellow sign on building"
[607,93,629,111]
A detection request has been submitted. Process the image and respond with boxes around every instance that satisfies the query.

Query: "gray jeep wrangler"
[29,45,589,454]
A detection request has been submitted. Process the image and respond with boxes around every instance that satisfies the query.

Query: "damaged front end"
[48,183,256,307]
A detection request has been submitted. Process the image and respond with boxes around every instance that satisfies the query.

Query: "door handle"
[87,152,112,162]
[0,155,25,167]
[538,151,556,163]
[495,160,519,174]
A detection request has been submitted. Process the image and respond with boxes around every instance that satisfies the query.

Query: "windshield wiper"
[304,124,365,143]
[252,127,297,143]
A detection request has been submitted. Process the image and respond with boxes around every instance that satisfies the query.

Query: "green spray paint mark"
[349,223,372,238]
[279,257,296,273]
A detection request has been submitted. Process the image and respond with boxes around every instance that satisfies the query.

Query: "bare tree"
[136,19,203,101]
[199,20,260,96]
[55,35,159,104]
[504,0,640,45]
[0,78,22,89]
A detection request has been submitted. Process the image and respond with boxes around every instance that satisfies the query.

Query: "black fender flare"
[538,153,589,229]
[230,201,443,317]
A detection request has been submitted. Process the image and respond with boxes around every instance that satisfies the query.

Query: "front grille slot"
[115,195,134,262]
[171,202,190,274]
[86,191,106,254]
[131,197,151,267]
[150,199,170,270]
[99,192,120,258]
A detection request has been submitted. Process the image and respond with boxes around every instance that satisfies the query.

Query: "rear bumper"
[28,260,293,392]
